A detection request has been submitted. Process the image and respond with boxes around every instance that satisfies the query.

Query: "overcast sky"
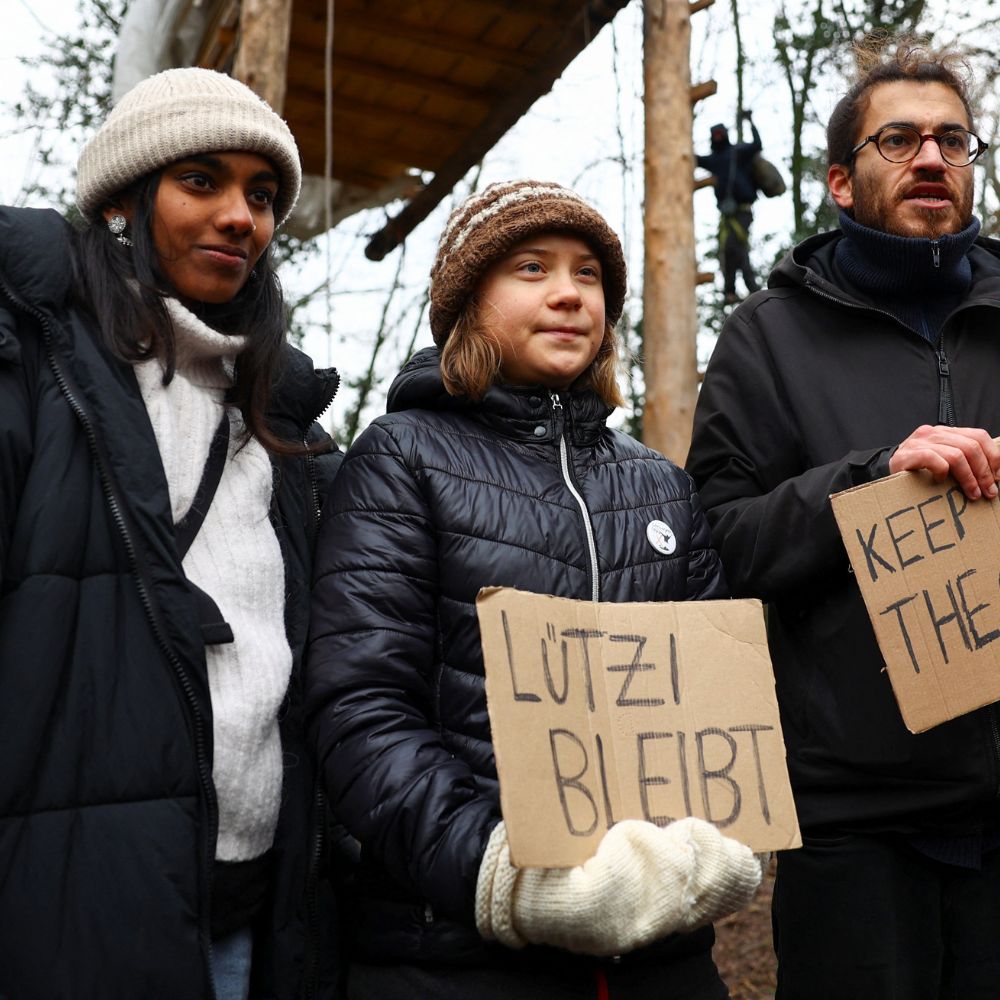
[2,0,84,202]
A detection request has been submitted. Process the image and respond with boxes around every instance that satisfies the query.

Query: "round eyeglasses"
[850,125,988,167]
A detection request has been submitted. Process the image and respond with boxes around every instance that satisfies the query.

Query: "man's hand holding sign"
[832,436,1000,732]
[889,424,1000,500]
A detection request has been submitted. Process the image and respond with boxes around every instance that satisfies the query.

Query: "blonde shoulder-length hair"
[439,298,625,407]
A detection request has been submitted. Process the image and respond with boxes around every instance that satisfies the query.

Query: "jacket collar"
[386,346,613,444]
[477,382,612,445]
[269,346,340,435]
[835,212,979,297]
[0,206,73,312]
[771,223,1000,315]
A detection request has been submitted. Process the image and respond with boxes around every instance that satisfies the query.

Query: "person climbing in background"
[696,112,762,304]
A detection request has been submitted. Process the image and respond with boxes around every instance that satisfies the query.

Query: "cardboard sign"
[832,471,1000,733]
[476,588,800,868]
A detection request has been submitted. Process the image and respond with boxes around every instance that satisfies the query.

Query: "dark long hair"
[70,169,309,455]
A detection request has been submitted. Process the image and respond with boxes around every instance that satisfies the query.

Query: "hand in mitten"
[475,818,763,957]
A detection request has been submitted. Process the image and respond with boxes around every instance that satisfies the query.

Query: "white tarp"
[112,0,213,102]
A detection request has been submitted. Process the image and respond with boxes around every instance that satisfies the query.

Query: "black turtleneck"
[835,211,981,344]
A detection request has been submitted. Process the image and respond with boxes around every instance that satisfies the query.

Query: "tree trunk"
[642,0,699,464]
[233,0,293,114]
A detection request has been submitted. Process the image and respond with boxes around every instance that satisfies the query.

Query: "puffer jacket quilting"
[307,347,726,967]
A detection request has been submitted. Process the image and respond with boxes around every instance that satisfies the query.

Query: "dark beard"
[850,168,973,239]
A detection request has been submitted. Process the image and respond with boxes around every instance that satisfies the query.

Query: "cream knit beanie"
[429,180,628,346]
[77,68,302,227]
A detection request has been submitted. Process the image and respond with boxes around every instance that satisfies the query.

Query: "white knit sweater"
[134,298,292,862]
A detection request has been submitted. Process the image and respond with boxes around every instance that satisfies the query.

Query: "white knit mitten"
[475,818,763,956]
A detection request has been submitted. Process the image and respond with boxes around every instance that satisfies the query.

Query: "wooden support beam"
[232,0,293,113]
[447,0,564,27]
[296,52,493,108]
[364,0,631,259]
[689,80,717,103]
[284,93,462,141]
[690,0,715,13]
[193,0,240,70]
[298,129,458,174]
[324,161,405,192]
[643,0,698,464]
[694,174,715,190]
[329,10,538,71]
[696,271,714,284]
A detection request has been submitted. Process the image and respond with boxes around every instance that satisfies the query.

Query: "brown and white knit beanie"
[429,180,627,346]
[76,67,302,227]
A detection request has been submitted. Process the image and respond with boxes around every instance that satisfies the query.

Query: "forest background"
[5,2,1000,995]
[5,0,1000,447]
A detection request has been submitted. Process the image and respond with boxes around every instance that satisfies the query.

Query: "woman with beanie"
[0,69,340,999]
[307,180,762,999]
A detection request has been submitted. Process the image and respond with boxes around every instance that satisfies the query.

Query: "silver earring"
[107,214,133,247]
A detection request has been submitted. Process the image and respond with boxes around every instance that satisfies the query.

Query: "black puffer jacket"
[0,206,341,1000]
[307,348,726,973]
[687,228,1000,836]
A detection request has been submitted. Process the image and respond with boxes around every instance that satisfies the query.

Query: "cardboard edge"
[829,469,912,504]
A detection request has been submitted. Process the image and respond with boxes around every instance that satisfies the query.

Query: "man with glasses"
[687,42,1000,999]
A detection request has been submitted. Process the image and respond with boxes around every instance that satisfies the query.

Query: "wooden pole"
[642,0,700,464]
[233,0,294,114]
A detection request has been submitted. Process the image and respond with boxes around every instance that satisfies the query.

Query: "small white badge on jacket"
[646,519,676,555]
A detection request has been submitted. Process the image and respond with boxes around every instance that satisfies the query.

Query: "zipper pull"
[936,346,953,425]
[548,390,566,436]
[931,241,941,268]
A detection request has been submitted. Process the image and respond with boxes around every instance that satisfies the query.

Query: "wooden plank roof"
[190,0,632,255]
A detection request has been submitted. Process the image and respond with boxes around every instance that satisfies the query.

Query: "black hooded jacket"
[687,226,1000,836]
[306,348,726,974]
[0,206,341,1000]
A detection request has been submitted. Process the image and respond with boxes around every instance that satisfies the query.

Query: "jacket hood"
[770,229,846,293]
[269,345,339,433]
[386,346,460,414]
[0,206,74,312]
